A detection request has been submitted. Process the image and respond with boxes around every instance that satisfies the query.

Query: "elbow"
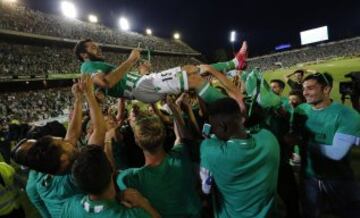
[104,80,114,89]
[329,153,346,161]
[323,150,348,161]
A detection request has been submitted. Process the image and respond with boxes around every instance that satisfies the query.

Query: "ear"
[323,86,332,95]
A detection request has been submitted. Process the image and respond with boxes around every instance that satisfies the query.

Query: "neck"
[89,183,116,201]
[144,148,167,167]
[229,129,248,140]
[312,97,331,109]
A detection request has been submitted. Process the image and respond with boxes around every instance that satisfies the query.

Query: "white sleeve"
[318,132,359,161]
[200,167,213,194]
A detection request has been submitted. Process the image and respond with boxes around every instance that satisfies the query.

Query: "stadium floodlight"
[146,28,152,35]
[2,0,17,3]
[88,14,98,23]
[173,32,180,40]
[119,17,130,31]
[61,1,77,19]
[230,31,236,43]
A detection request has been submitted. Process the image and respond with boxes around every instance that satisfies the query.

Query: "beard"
[87,52,105,62]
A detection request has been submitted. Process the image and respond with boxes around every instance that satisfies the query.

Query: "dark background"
[25,0,360,60]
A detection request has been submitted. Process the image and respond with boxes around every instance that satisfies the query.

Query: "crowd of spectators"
[248,37,360,71]
[0,88,72,124]
[0,42,200,76]
[0,87,119,125]
[0,4,198,54]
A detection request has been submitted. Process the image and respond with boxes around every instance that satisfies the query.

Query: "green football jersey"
[26,171,83,218]
[117,144,202,218]
[200,129,280,218]
[296,102,360,179]
[60,194,150,218]
[80,60,141,99]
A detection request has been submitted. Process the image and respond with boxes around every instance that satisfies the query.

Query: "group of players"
[4,39,360,218]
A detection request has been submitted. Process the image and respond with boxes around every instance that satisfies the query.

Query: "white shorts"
[132,67,189,103]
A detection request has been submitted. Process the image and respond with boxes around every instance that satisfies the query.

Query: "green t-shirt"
[296,102,360,179]
[26,170,51,218]
[26,170,83,218]
[60,194,150,218]
[80,60,141,99]
[200,129,280,218]
[117,144,202,218]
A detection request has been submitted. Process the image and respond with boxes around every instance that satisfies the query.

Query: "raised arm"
[92,49,140,88]
[177,93,201,136]
[115,97,127,126]
[284,71,295,83]
[65,83,84,146]
[82,75,106,146]
[200,65,246,114]
[150,103,173,125]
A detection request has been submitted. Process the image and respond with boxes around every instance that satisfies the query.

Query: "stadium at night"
[0,0,359,218]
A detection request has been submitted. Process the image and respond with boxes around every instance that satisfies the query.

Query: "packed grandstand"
[1,3,360,123]
[0,2,360,218]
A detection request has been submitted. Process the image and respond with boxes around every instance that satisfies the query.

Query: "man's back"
[200,129,280,218]
[60,194,150,218]
[26,170,82,218]
[117,144,202,218]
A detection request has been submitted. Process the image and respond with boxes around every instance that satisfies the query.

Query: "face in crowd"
[302,73,333,106]
[12,136,78,174]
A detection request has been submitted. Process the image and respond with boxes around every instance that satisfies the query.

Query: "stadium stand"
[0,42,200,76]
[0,88,120,125]
[248,37,360,70]
[0,4,199,54]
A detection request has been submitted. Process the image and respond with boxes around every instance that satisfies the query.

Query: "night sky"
[25,0,360,59]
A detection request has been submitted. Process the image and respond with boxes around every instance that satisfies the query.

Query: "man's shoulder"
[294,103,312,115]
[253,129,278,144]
[116,168,141,189]
[80,61,114,74]
[330,102,355,113]
[59,195,85,217]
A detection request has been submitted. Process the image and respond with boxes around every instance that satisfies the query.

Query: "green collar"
[81,195,114,213]
[227,136,255,149]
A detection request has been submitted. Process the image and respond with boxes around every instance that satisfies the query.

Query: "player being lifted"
[74,39,248,103]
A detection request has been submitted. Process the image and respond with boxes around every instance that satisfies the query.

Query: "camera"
[339,71,360,112]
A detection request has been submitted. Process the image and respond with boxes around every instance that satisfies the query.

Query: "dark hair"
[72,145,113,195]
[208,98,242,126]
[27,121,66,139]
[134,116,166,153]
[294,69,305,76]
[207,98,243,140]
[26,136,63,174]
[74,39,93,62]
[208,97,240,117]
[270,79,285,89]
[288,90,306,102]
[304,72,333,88]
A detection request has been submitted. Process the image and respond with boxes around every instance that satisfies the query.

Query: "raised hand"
[121,188,149,208]
[71,82,83,100]
[127,48,141,63]
[80,75,95,97]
